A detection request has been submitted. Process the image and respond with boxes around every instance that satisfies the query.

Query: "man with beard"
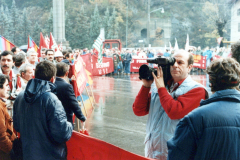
[132,50,208,159]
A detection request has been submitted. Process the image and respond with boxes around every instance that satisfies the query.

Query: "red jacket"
[132,79,207,120]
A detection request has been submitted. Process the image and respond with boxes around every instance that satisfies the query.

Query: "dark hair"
[41,48,47,52]
[35,61,56,81]
[14,53,26,67]
[231,41,240,63]
[11,47,17,53]
[0,51,13,60]
[65,53,70,58]
[62,50,68,56]
[56,62,69,77]
[207,58,240,92]
[0,74,10,89]
[45,49,54,55]
[67,49,73,53]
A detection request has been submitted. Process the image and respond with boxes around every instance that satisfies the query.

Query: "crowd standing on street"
[0,41,239,160]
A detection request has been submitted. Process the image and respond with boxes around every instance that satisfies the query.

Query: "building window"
[238,23,240,32]
[238,9,240,16]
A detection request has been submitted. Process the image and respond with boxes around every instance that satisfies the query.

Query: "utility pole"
[147,0,150,47]
[126,0,128,48]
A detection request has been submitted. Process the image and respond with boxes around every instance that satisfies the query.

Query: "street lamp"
[147,0,164,47]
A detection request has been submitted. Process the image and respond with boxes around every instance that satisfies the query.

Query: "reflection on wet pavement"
[77,72,211,156]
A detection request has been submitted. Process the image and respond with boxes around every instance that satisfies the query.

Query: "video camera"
[139,56,176,85]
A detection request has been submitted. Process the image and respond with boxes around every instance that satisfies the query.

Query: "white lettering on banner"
[133,67,139,69]
[137,60,147,63]
[106,68,108,73]
[193,63,200,67]
[96,62,110,68]
[98,69,102,74]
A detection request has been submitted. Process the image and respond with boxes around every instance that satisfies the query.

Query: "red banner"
[75,56,88,94]
[81,53,92,74]
[91,55,114,76]
[130,58,148,72]
[193,54,206,69]
[67,131,154,160]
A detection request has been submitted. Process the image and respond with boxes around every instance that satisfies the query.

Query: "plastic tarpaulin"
[67,131,154,160]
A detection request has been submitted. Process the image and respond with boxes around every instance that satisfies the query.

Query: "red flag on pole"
[38,32,48,57]
[49,33,58,51]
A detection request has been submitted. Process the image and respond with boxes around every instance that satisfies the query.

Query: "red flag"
[38,32,48,57]
[58,42,63,51]
[49,33,58,51]
[45,35,50,48]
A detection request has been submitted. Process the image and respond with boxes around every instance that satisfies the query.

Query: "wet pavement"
[75,71,211,156]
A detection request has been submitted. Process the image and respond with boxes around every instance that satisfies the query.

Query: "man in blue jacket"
[55,62,86,125]
[13,61,73,160]
[123,49,132,75]
[168,57,240,160]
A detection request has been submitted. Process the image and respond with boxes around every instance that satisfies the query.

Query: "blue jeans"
[118,61,123,72]
[124,62,130,74]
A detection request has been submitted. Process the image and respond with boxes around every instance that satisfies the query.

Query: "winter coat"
[124,53,132,63]
[147,52,154,58]
[0,99,16,157]
[163,52,170,57]
[145,76,206,159]
[13,79,73,160]
[55,77,86,124]
[203,50,212,61]
[168,89,240,160]
[112,53,120,69]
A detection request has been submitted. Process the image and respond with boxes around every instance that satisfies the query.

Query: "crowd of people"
[0,47,87,159]
[0,41,240,160]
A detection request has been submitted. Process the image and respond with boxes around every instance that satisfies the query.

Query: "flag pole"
[79,93,88,117]
[90,84,96,104]
[84,85,94,109]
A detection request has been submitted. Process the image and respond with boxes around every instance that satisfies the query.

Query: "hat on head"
[54,51,63,57]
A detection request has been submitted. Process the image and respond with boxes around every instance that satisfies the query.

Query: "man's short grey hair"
[19,64,34,77]
[26,50,37,57]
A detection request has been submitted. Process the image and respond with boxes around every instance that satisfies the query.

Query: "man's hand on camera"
[152,66,165,89]
[142,79,153,88]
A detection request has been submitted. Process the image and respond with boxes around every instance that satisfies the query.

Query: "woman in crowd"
[0,74,16,160]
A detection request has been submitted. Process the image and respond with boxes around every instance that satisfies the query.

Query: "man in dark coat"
[168,58,240,160]
[55,62,86,125]
[13,61,73,160]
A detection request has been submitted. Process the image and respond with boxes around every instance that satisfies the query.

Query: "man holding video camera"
[132,50,208,159]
